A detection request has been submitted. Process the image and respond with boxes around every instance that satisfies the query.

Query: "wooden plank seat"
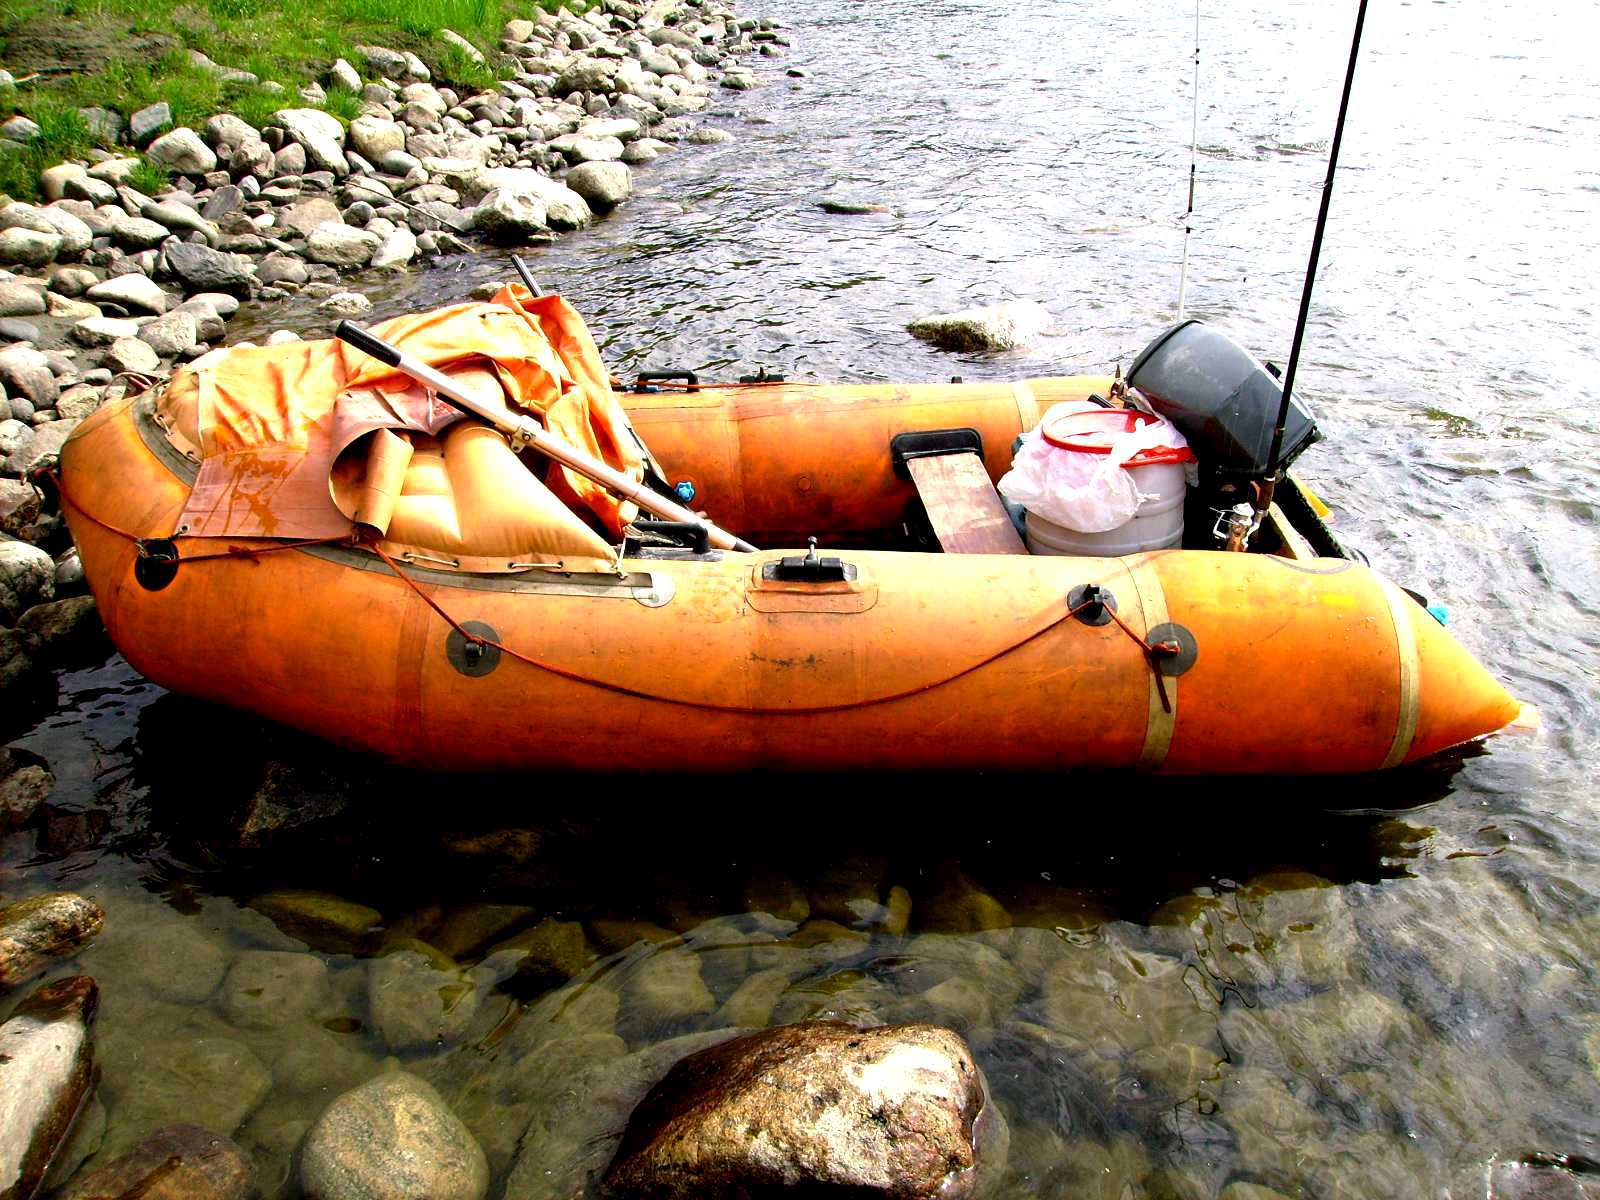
[904,451,1029,556]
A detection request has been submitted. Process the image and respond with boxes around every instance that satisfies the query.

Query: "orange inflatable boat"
[55,288,1525,774]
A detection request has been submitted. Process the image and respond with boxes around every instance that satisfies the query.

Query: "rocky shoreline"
[0,0,787,719]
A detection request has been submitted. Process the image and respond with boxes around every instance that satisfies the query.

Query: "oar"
[334,321,757,553]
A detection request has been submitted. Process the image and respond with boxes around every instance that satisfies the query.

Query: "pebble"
[318,291,371,315]
[86,273,169,314]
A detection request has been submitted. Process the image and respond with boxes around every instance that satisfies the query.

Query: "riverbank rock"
[566,161,633,211]
[15,594,111,667]
[0,751,52,832]
[0,892,105,989]
[59,1123,254,1200]
[0,535,54,623]
[300,1072,488,1200]
[907,300,1051,352]
[0,976,98,1200]
[603,1021,987,1200]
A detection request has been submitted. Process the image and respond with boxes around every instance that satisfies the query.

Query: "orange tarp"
[168,284,644,541]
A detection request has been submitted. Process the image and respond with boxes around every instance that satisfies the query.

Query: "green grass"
[126,156,171,195]
[0,0,589,198]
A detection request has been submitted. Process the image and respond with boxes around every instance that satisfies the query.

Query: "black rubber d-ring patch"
[1067,583,1117,626]
[446,620,501,677]
[134,539,180,591]
[1146,622,1199,676]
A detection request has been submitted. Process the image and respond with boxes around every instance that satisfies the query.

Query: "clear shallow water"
[9,0,1600,1196]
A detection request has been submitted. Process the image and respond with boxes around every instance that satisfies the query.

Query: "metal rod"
[1267,0,1370,477]
[1177,0,1200,320]
[334,322,756,554]
[511,255,542,296]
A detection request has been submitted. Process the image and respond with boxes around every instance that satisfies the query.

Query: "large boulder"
[556,57,619,95]
[565,161,633,212]
[906,300,1051,352]
[164,240,255,296]
[306,225,382,268]
[272,108,350,177]
[35,206,92,257]
[602,1021,990,1200]
[145,127,218,175]
[471,189,548,241]
[300,1072,488,1200]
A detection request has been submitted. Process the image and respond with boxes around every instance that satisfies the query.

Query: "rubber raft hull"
[58,388,1521,775]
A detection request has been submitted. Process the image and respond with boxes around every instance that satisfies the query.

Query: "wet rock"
[1486,1158,1600,1199]
[820,198,892,215]
[368,949,482,1051]
[603,1021,986,1200]
[41,1090,106,1193]
[565,160,632,211]
[431,903,533,959]
[306,225,381,267]
[589,917,679,955]
[624,948,716,1033]
[255,253,310,288]
[498,917,591,989]
[369,227,417,270]
[86,272,168,314]
[0,976,98,1200]
[130,101,173,145]
[300,1071,487,1200]
[918,867,1011,932]
[0,893,104,989]
[100,1035,271,1157]
[146,128,218,176]
[60,1123,254,1200]
[164,242,255,297]
[0,281,46,316]
[0,536,54,623]
[744,873,810,924]
[0,477,40,537]
[908,300,1051,352]
[248,890,381,954]
[15,594,110,667]
[82,906,229,1005]
[319,291,371,316]
[1218,986,1421,1079]
[104,336,162,375]
[472,188,548,240]
[1040,935,1217,1057]
[0,626,52,728]
[221,949,329,1030]
[685,126,734,144]
[138,309,199,357]
[1217,1182,1297,1200]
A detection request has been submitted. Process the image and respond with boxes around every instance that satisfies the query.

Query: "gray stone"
[472,188,548,240]
[0,477,39,537]
[279,196,344,237]
[368,949,482,1052]
[164,240,254,295]
[205,112,261,150]
[73,316,141,346]
[87,272,168,313]
[356,45,408,79]
[0,115,39,141]
[0,346,57,408]
[306,224,381,267]
[369,227,417,270]
[38,163,86,202]
[138,309,199,356]
[0,282,44,317]
[331,57,363,92]
[318,291,371,316]
[35,205,92,256]
[15,593,108,666]
[54,385,104,420]
[0,228,61,267]
[255,253,310,287]
[274,109,349,176]
[129,101,173,145]
[103,336,161,374]
[201,184,244,222]
[0,418,35,465]
[63,175,117,205]
[908,301,1051,352]
[685,125,735,144]
[87,156,141,184]
[79,106,124,142]
[300,1072,487,1200]
[349,114,405,162]
[222,949,330,1030]
[48,267,99,298]
[565,160,632,211]
[0,317,39,343]
[13,418,77,476]
[146,127,218,175]
[112,217,171,251]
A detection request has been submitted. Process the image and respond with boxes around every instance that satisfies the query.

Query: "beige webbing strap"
[1013,381,1041,434]
[1379,578,1421,769]
[1125,555,1177,771]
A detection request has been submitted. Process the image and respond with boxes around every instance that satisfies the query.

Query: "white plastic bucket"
[1021,407,1193,557]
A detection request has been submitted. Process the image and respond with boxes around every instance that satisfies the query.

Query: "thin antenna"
[1266,0,1370,478]
[1176,0,1200,320]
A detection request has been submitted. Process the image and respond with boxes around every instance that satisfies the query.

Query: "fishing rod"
[1176,0,1200,320]
[1263,0,1371,501]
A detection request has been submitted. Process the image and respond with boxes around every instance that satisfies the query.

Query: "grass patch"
[127,156,171,195]
[0,0,589,177]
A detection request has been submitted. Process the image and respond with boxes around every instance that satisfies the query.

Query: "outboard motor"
[1127,319,1321,548]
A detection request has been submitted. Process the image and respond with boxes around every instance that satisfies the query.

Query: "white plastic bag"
[997,401,1190,533]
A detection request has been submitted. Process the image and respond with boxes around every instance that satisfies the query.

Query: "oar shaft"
[335,321,755,553]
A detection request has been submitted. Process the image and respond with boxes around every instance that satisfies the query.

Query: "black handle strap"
[334,321,402,368]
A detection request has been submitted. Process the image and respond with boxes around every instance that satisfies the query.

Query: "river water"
[9,0,1600,1196]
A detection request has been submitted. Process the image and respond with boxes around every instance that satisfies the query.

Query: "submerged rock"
[0,892,105,990]
[603,1021,988,1200]
[99,1035,271,1157]
[300,1072,487,1200]
[0,976,98,1200]
[58,1123,254,1200]
[0,751,53,833]
[368,948,482,1052]
[247,889,380,953]
[907,300,1051,352]
[221,949,329,1030]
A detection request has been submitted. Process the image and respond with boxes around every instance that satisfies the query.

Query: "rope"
[49,469,1182,719]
